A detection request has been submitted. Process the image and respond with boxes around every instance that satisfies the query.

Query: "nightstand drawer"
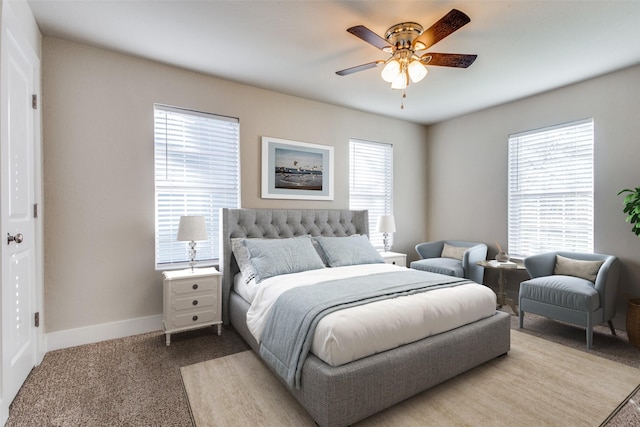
[171,310,216,328]
[172,294,216,312]
[171,278,216,295]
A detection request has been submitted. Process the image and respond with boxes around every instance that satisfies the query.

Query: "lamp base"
[188,240,197,271]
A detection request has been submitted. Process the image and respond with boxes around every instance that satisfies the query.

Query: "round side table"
[477,260,527,315]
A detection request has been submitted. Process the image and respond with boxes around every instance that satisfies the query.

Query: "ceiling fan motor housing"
[384,22,424,51]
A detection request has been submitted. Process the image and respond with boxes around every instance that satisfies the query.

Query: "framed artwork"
[261,136,334,200]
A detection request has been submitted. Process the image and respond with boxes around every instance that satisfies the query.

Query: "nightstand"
[162,267,222,346]
[380,251,407,267]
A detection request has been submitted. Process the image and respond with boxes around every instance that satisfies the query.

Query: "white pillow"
[231,238,256,284]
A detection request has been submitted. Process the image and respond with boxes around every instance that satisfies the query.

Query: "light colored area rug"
[181,330,640,426]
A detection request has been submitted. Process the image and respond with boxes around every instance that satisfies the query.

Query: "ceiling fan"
[336,9,477,90]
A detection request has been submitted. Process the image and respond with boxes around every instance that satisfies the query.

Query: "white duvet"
[241,264,497,367]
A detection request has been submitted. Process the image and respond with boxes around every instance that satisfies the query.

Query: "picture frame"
[261,136,334,200]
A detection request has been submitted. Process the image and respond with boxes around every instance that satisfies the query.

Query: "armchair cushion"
[554,255,604,282]
[410,258,464,278]
[441,243,467,261]
[520,276,600,312]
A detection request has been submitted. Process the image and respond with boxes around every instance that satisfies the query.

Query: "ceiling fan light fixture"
[408,60,427,83]
[337,10,476,98]
[381,59,400,82]
[413,41,427,51]
[391,71,408,90]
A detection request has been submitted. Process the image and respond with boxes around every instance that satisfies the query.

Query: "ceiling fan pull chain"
[400,90,406,109]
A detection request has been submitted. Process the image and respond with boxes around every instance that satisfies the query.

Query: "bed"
[220,208,510,427]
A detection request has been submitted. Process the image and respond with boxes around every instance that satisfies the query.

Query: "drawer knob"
[192,284,198,290]
[192,315,198,321]
[192,300,198,306]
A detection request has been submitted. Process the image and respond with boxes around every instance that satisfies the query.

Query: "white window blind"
[508,119,594,257]
[349,139,393,249]
[154,105,240,268]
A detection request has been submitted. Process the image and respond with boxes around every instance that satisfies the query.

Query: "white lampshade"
[391,72,408,90]
[381,59,400,83]
[376,215,396,233]
[408,60,427,83]
[177,215,208,241]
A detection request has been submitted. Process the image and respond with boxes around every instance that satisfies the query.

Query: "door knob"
[7,233,23,245]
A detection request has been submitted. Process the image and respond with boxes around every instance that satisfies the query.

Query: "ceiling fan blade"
[414,9,471,51]
[347,25,393,51]
[336,61,384,76]
[422,53,477,68]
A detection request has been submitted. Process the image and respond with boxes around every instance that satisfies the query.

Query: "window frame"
[154,104,240,270]
[348,138,394,250]
[507,118,594,258]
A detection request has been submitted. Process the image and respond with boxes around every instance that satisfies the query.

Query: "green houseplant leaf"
[618,186,640,237]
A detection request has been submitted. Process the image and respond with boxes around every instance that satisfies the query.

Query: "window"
[154,105,240,269]
[508,119,594,257]
[349,139,393,249]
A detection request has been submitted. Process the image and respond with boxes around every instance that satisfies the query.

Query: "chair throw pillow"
[441,243,467,261]
[553,255,604,283]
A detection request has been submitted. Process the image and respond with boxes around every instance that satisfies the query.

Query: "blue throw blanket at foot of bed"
[259,269,472,388]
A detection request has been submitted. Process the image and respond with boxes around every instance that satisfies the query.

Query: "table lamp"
[376,215,396,252]
[177,215,208,271]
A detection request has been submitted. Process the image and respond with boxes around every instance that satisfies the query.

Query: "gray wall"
[425,64,640,328]
[42,35,640,336]
[41,37,429,334]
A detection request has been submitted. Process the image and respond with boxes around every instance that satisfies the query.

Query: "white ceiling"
[26,0,640,125]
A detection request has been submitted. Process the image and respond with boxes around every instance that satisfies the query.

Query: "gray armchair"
[519,251,620,349]
[410,240,488,284]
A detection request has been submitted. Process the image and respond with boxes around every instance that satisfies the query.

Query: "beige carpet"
[181,330,640,427]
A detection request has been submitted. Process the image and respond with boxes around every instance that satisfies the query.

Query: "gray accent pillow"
[554,255,604,282]
[242,236,325,283]
[314,235,384,267]
[441,243,467,261]
[311,238,330,266]
[231,238,256,284]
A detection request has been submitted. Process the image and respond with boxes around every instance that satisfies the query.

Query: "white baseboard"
[46,314,163,352]
[1,398,8,427]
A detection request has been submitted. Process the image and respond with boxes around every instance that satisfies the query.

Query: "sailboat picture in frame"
[261,136,334,200]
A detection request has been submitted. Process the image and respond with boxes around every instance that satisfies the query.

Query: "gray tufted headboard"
[220,208,369,323]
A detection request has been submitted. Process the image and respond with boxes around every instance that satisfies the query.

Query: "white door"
[1,10,39,410]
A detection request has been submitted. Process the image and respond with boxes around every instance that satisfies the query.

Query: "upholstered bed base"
[230,291,510,426]
[221,208,511,426]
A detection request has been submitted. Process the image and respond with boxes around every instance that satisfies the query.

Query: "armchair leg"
[586,325,593,350]
[608,320,617,336]
[519,310,524,329]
